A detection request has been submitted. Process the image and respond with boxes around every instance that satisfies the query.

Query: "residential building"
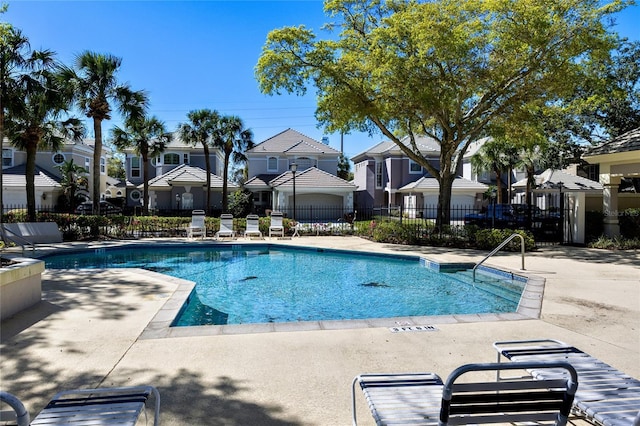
[2,137,111,210]
[120,135,231,212]
[352,136,488,218]
[244,128,355,219]
[582,127,640,236]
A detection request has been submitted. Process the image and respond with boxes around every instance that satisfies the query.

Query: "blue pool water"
[42,245,525,326]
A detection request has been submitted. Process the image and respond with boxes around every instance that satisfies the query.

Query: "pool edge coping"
[131,243,543,339]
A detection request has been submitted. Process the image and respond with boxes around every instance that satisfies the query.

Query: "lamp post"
[175,193,180,211]
[290,162,297,222]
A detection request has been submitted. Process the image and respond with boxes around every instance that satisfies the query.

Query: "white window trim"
[408,159,422,174]
[267,156,278,172]
[100,157,106,174]
[3,148,14,168]
[52,152,66,165]
[375,160,383,189]
[163,152,180,166]
[131,156,141,178]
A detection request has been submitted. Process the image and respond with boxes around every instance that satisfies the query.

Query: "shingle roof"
[269,167,356,190]
[143,164,237,190]
[399,176,488,191]
[2,164,61,188]
[352,135,440,161]
[512,169,603,191]
[585,127,640,156]
[244,174,279,189]
[248,128,339,155]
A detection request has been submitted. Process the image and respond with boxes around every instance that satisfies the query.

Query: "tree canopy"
[256,0,627,226]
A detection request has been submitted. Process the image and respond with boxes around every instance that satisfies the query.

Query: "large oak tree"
[256,0,625,227]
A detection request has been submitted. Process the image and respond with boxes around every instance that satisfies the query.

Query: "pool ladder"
[473,233,525,282]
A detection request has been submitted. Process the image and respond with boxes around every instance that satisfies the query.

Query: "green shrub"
[472,229,535,251]
[588,235,640,250]
[619,208,640,239]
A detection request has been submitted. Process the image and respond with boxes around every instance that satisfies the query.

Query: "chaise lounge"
[493,339,640,426]
[352,361,578,425]
[0,385,160,426]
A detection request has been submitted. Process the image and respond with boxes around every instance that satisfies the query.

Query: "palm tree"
[56,159,89,212]
[0,28,41,218]
[112,115,171,215]
[60,51,146,214]
[177,109,221,211]
[5,62,84,220]
[216,115,253,212]
[471,138,516,204]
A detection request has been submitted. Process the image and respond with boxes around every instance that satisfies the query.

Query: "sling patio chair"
[352,361,578,426]
[493,339,640,426]
[187,209,206,239]
[0,385,160,426]
[268,211,285,238]
[244,214,263,239]
[215,214,236,240]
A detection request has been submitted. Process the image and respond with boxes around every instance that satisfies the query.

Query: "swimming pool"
[42,244,526,326]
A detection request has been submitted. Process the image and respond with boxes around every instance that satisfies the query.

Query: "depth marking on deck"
[389,325,439,333]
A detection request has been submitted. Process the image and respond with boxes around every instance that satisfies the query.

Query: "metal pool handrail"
[473,233,525,282]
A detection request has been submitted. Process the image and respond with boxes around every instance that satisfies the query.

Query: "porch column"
[566,192,586,245]
[600,164,621,237]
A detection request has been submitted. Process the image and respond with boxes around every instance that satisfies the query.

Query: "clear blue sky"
[4,0,640,161]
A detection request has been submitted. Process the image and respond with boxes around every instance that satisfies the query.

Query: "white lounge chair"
[0,385,160,426]
[352,361,578,425]
[216,214,236,239]
[493,339,640,426]
[268,211,284,238]
[187,209,206,239]
[244,214,263,239]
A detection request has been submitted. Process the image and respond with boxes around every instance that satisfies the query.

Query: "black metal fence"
[1,203,571,244]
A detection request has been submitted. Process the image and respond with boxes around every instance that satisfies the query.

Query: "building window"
[100,157,106,174]
[409,159,422,174]
[375,161,383,189]
[130,190,141,202]
[585,164,600,182]
[183,153,189,164]
[2,148,13,167]
[164,153,180,165]
[84,157,90,172]
[52,153,65,165]
[267,156,278,172]
[131,157,141,178]
[295,157,313,170]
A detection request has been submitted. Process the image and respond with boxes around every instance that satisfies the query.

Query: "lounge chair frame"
[352,361,578,426]
[244,214,263,239]
[187,210,206,239]
[493,339,640,426]
[268,211,285,238]
[216,214,236,240]
[1,385,160,426]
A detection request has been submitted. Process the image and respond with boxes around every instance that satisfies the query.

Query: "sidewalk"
[1,237,638,425]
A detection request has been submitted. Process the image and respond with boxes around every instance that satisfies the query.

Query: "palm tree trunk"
[222,152,231,212]
[142,153,150,215]
[494,168,503,204]
[92,117,103,211]
[25,141,38,222]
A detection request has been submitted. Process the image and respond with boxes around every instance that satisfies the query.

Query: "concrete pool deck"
[1,237,638,425]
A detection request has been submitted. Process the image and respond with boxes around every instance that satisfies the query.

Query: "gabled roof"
[352,135,440,161]
[247,128,339,155]
[585,127,640,156]
[399,176,488,192]
[269,167,356,190]
[2,164,61,188]
[512,169,603,191]
[244,174,280,189]
[143,164,237,190]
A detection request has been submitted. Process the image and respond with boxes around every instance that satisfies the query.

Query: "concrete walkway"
[1,237,638,425]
